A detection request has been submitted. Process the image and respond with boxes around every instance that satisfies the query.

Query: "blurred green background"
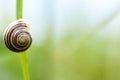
[1,0,120,80]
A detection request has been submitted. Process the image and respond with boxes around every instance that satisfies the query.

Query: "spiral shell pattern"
[4,20,32,52]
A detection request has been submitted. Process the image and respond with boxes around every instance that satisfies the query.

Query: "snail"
[4,19,32,52]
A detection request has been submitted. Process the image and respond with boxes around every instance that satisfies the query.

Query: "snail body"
[4,19,32,52]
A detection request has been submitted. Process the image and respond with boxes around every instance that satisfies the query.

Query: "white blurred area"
[0,0,120,46]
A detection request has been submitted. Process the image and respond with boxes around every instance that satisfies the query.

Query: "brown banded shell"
[4,20,32,52]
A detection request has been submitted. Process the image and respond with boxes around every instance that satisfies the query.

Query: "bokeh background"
[0,0,120,80]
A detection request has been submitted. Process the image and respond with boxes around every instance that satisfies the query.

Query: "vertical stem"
[20,52,29,80]
[16,0,29,80]
[16,0,23,19]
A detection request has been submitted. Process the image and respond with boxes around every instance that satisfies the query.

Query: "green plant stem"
[16,0,29,80]
[20,52,29,80]
[16,0,23,19]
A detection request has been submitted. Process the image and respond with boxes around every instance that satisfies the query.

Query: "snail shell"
[4,19,32,52]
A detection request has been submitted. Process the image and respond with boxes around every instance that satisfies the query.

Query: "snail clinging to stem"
[4,19,32,52]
